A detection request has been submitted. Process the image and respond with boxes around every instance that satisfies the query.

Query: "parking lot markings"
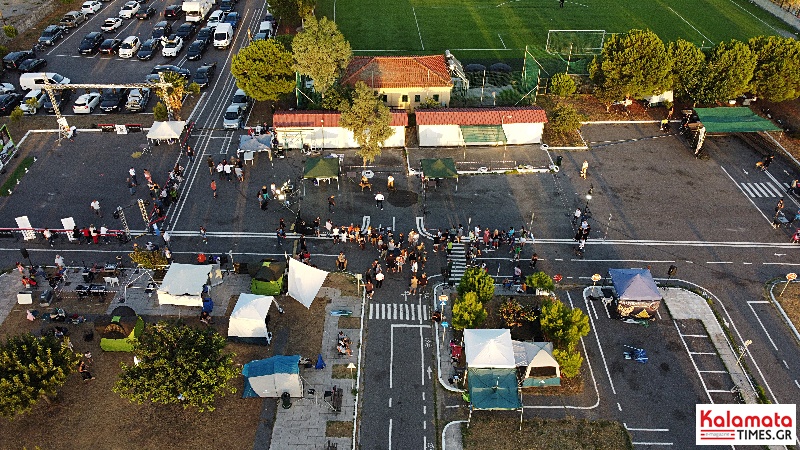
[630,442,673,446]
[673,320,714,403]
[698,370,727,373]
[578,292,616,395]
[766,181,786,197]
[795,380,799,389]
[682,334,709,338]
[751,182,769,197]
[689,352,717,355]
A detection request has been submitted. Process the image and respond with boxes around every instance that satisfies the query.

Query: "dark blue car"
[223,11,239,29]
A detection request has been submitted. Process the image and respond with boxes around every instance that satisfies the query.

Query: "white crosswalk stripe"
[448,242,468,279]
[740,182,790,198]
[369,303,430,321]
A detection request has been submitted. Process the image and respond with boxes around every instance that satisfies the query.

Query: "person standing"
[43,228,54,247]
[54,254,64,270]
[100,225,109,244]
[776,198,785,216]
[572,208,582,226]
[186,146,194,163]
[337,252,347,271]
[328,195,336,213]
[127,177,136,195]
[387,175,395,191]
[529,253,538,269]
[223,161,232,181]
[560,0,564,7]
[258,186,269,210]
[580,160,588,179]
[211,180,217,198]
[207,156,215,175]
[163,230,170,248]
[216,161,224,180]
[409,275,418,296]
[78,360,95,381]
[375,270,384,288]
[90,200,102,217]
[200,226,208,245]
[513,265,522,284]
[129,167,138,185]
[375,192,385,210]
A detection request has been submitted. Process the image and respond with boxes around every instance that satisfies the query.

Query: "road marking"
[689,352,717,355]
[783,360,789,369]
[388,397,392,408]
[763,262,800,266]
[631,442,673,446]
[682,334,709,338]
[706,261,732,264]
[617,403,622,411]
[388,418,392,450]
[795,380,800,389]
[389,324,431,389]
[747,301,779,351]
[722,166,772,224]
[498,34,506,49]
[625,425,670,432]
[698,370,727,373]
[369,304,373,320]
[579,293,616,395]
[740,183,757,197]
[747,301,769,304]
[673,320,714,403]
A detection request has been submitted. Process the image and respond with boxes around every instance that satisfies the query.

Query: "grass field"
[316,0,797,62]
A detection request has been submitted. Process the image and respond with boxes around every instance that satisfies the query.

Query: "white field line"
[666,6,714,45]
[412,7,424,51]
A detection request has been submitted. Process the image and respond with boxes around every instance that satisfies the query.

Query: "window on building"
[402,95,408,102]
[433,95,440,102]
[414,95,421,102]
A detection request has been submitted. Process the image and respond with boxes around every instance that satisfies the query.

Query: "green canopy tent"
[420,158,458,191]
[303,156,340,190]
[689,107,782,157]
[466,368,523,429]
[250,261,287,296]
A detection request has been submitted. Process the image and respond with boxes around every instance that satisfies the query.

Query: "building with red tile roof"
[272,110,408,149]
[415,107,548,147]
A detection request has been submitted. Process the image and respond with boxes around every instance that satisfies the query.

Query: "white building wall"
[503,123,544,145]
[419,125,462,147]
[277,126,406,149]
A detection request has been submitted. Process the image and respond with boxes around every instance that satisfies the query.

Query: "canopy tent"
[146,121,186,141]
[609,268,662,319]
[467,368,522,410]
[250,261,286,296]
[513,341,560,387]
[157,263,212,307]
[95,306,144,352]
[287,258,328,308]
[421,158,458,179]
[464,329,516,369]
[228,294,273,338]
[242,355,303,398]
[694,107,781,133]
[303,157,340,189]
[238,134,272,152]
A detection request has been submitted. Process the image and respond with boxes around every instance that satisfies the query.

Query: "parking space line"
[795,380,799,389]
[721,166,772,224]
[698,370,727,373]
[673,320,714,403]
[579,293,616,395]
[747,300,769,304]
[707,389,732,393]
[747,302,779,351]
[682,334,709,338]
[587,297,599,320]
[631,442,673,446]
[689,352,717,355]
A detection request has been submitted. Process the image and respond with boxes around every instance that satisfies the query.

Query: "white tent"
[228,294,273,338]
[513,341,560,379]
[146,121,186,140]
[157,263,212,307]
[287,258,328,309]
[464,329,516,369]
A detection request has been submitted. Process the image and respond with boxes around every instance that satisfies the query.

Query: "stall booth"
[463,329,523,427]
[157,263,213,307]
[242,355,304,398]
[303,156,340,190]
[608,268,662,319]
[513,341,560,387]
[146,121,185,144]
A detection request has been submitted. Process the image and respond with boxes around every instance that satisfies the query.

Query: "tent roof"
[609,268,662,301]
[111,305,137,317]
[231,294,274,320]
[146,121,186,140]
[513,341,557,368]
[254,261,286,282]
[238,135,272,151]
[287,258,328,308]
[159,263,211,296]
[467,368,521,410]
[694,107,781,133]
[242,355,301,377]
[464,329,515,368]
[420,158,458,179]
[303,157,340,179]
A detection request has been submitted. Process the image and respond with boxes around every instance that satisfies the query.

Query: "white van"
[258,20,273,39]
[213,22,233,49]
[19,72,71,91]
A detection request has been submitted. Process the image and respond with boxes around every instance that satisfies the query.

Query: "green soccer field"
[315,0,796,61]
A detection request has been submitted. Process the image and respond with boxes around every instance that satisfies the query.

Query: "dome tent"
[95,306,144,352]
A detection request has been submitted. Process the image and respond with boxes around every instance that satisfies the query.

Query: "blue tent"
[242,355,303,398]
[467,368,522,410]
[608,268,662,319]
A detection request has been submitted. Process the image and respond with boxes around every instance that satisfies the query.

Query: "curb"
[441,420,467,450]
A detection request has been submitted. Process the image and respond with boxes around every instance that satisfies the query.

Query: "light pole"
[320,119,324,150]
[736,340,752,365]
[583,184,594,218]
[347,362,356,389]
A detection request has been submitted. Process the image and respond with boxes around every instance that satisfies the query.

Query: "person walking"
[210,180,217,198]
[572,207,582,226]
[513,265,522,284]
[200,226,208,245]
[258,186,269,210]
[207,156,215,175]
[375,270,384,288]
[387,175,395,191]
[216,161,224,180]
[375,192,385,210]
[129,167,138,185]
[365,280,374,300]
[163,230,170,248]
[328,195,336,213]
[580,160,588,179]
[186,146,194,163]
[409,275,418,296]
[90,200,102,217]
[776,198,785,216]
[530,253,538,269]
[100,225,109,244]
[223,161,232,181]
[54,254,65,270]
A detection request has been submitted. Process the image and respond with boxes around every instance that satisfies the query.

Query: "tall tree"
[539,298,590,350]
[153,71,200,120]
[113,322,238,412]
[452,292,488,330]
[590,29,672,108]
[231,39,295,102]
[668,39,705,102]
[270,0,315,27]
[0,333,79,417]
[696,40,756,104]
[749,35,800,103]
[292,16,352,99]
[339,81,393,165]
[456,266,496,305]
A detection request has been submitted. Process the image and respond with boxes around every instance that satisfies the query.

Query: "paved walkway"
[749,0,800,34]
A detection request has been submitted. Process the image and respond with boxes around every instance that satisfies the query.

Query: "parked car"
[151,21,172,41]
[207,9,226,28]
[72,92,101,113]
[253,31,268,41]
[161,35,183,57]
[99,38,122,55]
[60,11,87,28]
[38,25,67,46]
[3,50,35,70]
[196,26,213,45]
[118,36,141,58]
[192,62,215,88]
[118,1,140,19]
[0,93,23,116]
[101,17,123,32]
[125,88,150,112]
[0,83,16,95]
[43,89,72,113]
[136,38,161,60]
[222,104,243,129]
[175,22,197,40]
[135,6,156,19]
[20,89,47,115]
[230,88,251,111]
[164,4,184,20]
[79,31,104,54]
[80,0,102,15]
[146,64,191,83]
[220,0,236,12]
[100,88,128,112]
[186,39,207,60]
[18,58,47,73]
[223,11,240,28]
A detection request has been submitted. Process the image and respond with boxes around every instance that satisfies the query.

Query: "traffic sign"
[553,274,563,283]
[787,273,797,281]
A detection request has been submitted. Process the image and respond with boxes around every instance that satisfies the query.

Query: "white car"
[207,10,226,28]
[20,90,46,115]
[101,17,123,32]
[0,83,15,95]
[80,0,102,15]
[161,35,183,57]
[118,36,141,58]
[118,1,140,19]
[73,92,101,114]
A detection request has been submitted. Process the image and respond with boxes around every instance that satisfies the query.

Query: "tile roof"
[415,107,548,125]
[341,55,453,89]
[273,110,409,128]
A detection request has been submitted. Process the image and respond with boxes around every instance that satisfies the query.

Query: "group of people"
[336,331,352,357]
[433,225,533,253]
[209,156,246,183]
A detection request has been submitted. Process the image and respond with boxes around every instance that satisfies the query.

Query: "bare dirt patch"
[774,282,800,333]
[326,420,353,438]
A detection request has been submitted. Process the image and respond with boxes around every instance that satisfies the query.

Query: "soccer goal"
[546,30,606,56]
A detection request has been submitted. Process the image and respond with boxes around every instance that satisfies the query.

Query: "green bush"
[452,292,487,331]
[553,348,583,378]
[540,298,590,350]
[549,72,577,98]
[526,271,555,292]
[457,267,495,305]
[152,102,168,121]
[3,25,18,39]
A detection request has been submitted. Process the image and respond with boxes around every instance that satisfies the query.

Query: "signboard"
[126,124,142,133]
[115,124,128,135]
[787,273,797,281]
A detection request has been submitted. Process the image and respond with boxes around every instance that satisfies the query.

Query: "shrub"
[526,271,555,293]
[540,298,590,350]
[498,298,537,328]
[553,348,583,378]
[549,72,576,98]
[457,267,495,305]
[3,25,18,39]
[152,102,168,121]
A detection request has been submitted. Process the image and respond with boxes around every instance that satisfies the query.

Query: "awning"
[146,121,185,140]
[303,157,340,180]
[694,107,781,133]
[460,125,506,144]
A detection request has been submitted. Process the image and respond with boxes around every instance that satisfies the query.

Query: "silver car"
[222,104,243,129]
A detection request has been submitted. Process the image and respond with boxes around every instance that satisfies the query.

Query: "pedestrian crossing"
[368,303,430,321]
[448,242,467,280]
[740,182,791,198]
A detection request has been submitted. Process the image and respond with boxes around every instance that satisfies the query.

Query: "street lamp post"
[320,119,324,149]
[736,339,752,365]
[583,184,594,218]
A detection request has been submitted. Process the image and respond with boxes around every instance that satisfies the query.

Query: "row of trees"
[589,29,800,107]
